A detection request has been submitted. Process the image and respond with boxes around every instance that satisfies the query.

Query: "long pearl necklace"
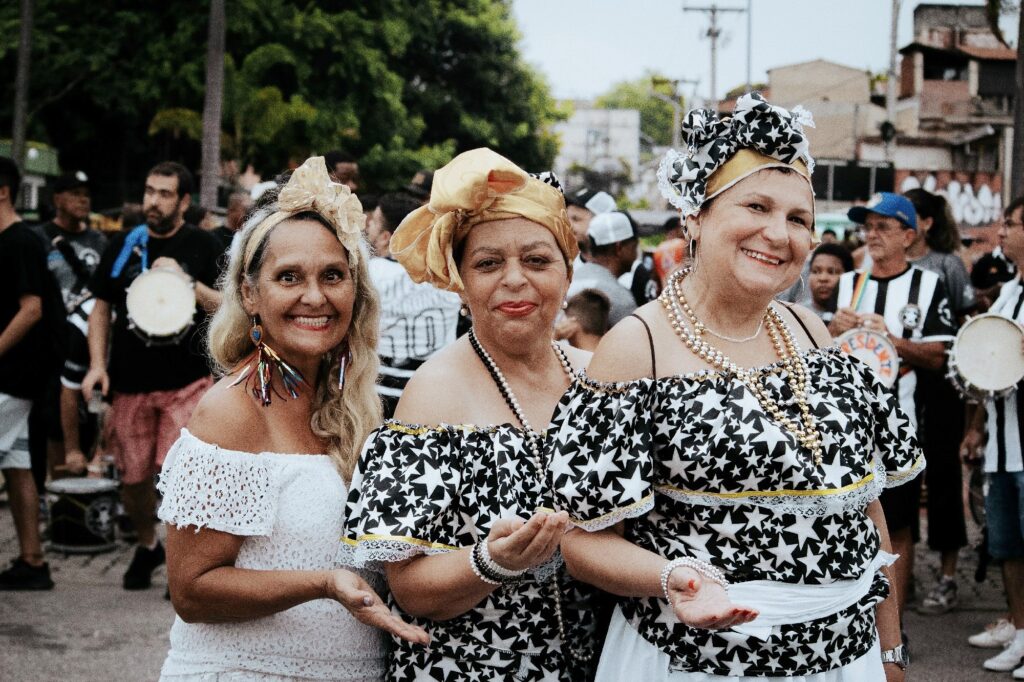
[660,269,824,467]
[467,328,593,663]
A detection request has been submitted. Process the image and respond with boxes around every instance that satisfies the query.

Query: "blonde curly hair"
[207,192,381,481]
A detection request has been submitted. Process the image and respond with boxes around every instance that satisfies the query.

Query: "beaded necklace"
[467,327,593,663]
[659,268,824,466]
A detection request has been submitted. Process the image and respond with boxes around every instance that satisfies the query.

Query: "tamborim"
[947,313,1024,401]
[46,477,118,554]
[125,268,196,346]
[837,328,899,387]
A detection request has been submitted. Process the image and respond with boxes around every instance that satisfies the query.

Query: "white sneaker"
[970,619,1017,648]
[1014,663,1024,680]
[984,638,1024,672]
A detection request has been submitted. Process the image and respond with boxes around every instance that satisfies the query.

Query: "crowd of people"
[0,90,1023,681]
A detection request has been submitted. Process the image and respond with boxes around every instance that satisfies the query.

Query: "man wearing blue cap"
[830,191,954,635]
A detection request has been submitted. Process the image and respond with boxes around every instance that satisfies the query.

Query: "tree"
[0,0,563,204]
[986,0,1024,196]
[199,0,225,208]
[10,0,32,171]
[595,72,682,147]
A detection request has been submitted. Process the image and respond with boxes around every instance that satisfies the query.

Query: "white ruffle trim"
[337,538,563,581]
[570,455,924,527]
[157,432,281,536]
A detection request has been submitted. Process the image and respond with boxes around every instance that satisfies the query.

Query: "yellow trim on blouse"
[340,534,461,551]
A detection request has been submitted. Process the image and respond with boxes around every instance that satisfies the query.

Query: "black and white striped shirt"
[837,265,955,430]
[984,277,1024,473]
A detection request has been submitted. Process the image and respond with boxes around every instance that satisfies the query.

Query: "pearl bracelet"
[469,542,503,586]
[660,557,729,605]
[479,538,528,579]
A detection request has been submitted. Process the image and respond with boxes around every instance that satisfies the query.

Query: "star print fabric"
[657,92,815,217]
[340,421,599,681]
[549,347,923,677]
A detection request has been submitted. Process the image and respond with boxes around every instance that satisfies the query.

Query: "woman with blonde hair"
[156,157,427,681]
[340,148,601,680]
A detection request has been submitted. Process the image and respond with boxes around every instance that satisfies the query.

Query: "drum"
[46,478,118,554]
[125,268,196,345]
[837,328,899,387]
[947,313,1024,402]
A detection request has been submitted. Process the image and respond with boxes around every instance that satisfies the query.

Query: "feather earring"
[338,341,353,392]
[230,316,307,406]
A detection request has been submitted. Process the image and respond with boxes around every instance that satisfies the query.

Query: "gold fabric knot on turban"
[390,148,577,292]
[243,156,365,272]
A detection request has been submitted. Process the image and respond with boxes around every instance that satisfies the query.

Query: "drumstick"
[851,271,871,312]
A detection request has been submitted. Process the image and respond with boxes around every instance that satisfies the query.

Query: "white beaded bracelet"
[469,543,502,586]
[660,557,729,605]
[479,539,528,580]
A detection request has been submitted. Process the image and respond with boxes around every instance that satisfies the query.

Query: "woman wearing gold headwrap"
[340,148,600,681]
[548,95,920,681]
[157,158,427,682]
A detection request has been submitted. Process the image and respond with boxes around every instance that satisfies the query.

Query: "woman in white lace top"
[157,158,428,681]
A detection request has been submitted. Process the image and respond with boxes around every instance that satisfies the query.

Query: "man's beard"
[147,210,178,235]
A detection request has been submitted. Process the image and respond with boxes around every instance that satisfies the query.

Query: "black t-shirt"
[971,249,1018,291]
[0,222,61,398]
[89,224,222,394]
[30,222,108,310]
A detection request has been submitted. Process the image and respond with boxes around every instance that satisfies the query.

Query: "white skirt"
[595,606,886,682]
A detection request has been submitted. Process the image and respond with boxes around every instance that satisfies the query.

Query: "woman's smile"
[740,247,785,266]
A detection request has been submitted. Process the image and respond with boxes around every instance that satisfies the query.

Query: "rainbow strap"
[850,271,871,312]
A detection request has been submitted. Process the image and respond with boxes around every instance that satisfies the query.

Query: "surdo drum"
[46,478,118,553]
[837,329,899,388]
[947,313,1024,402]
[125,268,196,345]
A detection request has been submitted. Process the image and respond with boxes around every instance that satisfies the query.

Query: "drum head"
[126,269,196,338]
[955,315,1024,392]
[838,329,899,387]
[47,477,118,494]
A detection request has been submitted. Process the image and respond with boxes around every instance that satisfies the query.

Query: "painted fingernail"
[688,579,696,590]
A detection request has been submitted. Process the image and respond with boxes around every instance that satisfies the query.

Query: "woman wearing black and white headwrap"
[548,93,922,681]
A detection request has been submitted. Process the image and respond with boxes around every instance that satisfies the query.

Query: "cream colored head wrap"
[242,156,365,271]
[390,148,577,292]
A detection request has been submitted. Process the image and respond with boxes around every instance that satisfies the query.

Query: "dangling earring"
[337,340,353,392]
[231,315,307,406]
[688,239,698,268]
[459,304,470,317]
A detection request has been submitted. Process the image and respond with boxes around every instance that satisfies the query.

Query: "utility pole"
[884,0,901,160]
[12,0,33,173]
[684,3,745,109]
[745,0,752,93]
[652,77,700,149]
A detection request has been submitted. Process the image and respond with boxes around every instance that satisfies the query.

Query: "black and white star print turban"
[657,92,816,217]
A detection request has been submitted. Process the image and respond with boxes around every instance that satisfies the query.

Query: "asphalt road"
[0,484,1011,681]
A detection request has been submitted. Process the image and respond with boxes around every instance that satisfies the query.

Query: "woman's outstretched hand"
[327,569,430,645]
[666,566,759,630]
[486,511,570,572]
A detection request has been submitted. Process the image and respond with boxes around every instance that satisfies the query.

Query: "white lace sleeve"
[157,430,281,536]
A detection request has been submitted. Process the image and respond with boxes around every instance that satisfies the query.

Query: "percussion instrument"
[837,328,899,388]
[947,313,1024,401]
[125,268,196,346]
[46,477,118,553]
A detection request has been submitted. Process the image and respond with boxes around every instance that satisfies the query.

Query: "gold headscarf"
[390,148,577,292]
[242,156,365,272]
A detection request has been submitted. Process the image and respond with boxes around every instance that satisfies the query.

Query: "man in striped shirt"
[830,192,953,626]
[962,195,1024,675]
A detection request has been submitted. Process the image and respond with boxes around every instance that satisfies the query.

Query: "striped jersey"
[837,265,954,429]
[983,277,1024,473]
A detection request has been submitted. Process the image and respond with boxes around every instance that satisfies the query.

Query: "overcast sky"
[511,0,1019,102]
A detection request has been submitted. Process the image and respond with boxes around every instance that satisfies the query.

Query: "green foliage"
[595,72,682,147]
[724,82,768,100]
[0,0,561,204]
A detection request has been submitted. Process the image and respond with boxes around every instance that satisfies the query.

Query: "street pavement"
[0,482,1013,681]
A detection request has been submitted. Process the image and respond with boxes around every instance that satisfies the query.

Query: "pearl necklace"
[660,269,824,467]
[467,328,593,663]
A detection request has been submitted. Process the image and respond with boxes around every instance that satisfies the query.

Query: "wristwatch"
[880,644,909,670]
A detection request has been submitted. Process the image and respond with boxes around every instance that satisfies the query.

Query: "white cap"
[588,212,635,246]
[584,191,616,215]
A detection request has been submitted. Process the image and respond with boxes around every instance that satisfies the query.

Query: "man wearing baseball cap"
[830,191,955,633]
[566,210,638,326]
[565,187,616,263]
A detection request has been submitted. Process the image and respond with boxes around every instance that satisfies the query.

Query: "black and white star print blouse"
[549,346,924,677]
[340,422,599,682]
